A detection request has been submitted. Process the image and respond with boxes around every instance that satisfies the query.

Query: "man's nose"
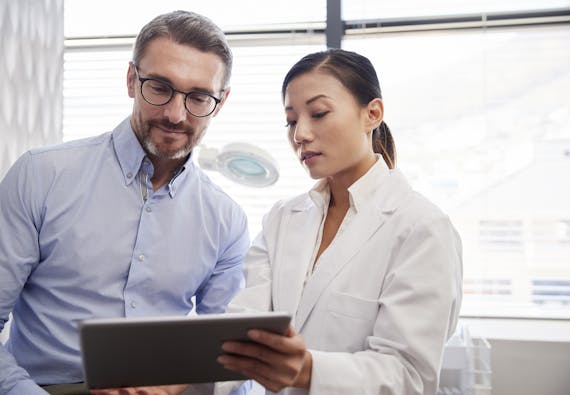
[163,92,187,124]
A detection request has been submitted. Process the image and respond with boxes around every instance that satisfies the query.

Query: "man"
[0,11,249,395]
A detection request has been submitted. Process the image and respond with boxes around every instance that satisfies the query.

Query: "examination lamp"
[197,143,279,188]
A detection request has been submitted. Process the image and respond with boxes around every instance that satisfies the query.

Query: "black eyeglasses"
[133,65,222,117]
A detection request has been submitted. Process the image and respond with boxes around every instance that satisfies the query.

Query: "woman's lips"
[301,151,321,165]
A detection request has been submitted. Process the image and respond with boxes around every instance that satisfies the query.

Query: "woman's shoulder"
[384,169,453,224]
[269,191,314,212]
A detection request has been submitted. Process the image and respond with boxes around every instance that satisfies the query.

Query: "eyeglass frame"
[132,64,223,117]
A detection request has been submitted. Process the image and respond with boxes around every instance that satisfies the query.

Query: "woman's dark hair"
[282,48,396,169]
[132,10,233,88]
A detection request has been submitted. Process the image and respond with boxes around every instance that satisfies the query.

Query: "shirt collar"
[347,155,389,212]
[308,155,390,213]
[112,117,195,197]
[112,117,147,186]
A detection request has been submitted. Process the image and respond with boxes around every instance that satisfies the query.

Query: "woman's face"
[284,70,381,184]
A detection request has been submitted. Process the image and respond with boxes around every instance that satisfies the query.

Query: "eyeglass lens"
[141,79,216,117]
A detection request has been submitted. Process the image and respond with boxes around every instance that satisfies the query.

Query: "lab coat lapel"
[294,169,408,331]
[294,203,388,331]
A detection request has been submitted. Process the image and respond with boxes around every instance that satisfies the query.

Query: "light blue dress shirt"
[0,117,250,395]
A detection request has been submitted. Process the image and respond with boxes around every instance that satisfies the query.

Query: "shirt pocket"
[324,291,379,352]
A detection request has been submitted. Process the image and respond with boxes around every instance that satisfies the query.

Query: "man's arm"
[195,206,250,315]
[0,153,47,395]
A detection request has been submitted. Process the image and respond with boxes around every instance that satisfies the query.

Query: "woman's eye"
[285,120,297,128]
[313,111,329,119]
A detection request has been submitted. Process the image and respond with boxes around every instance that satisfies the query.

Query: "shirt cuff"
[214,379,250,395]
[6,379,48,395]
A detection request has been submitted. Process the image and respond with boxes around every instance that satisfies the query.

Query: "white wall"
[491,339,570,395]
[0,0,63,178]
[0,0,64,344]
[464,318,570,395]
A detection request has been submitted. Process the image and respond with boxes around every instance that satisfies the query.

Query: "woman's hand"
[217,325,312,393]
[90,384,188,395]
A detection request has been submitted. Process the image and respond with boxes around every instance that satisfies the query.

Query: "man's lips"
[155,124,188,135]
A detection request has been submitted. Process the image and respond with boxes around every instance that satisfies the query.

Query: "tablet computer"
[78,311,291,389]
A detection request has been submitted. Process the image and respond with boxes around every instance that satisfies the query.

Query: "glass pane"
[343,0,570,19]
[64,0,326,37]
[344,24,570,318]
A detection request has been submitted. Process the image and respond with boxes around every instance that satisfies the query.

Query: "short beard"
[140,118,195,160]
[142,137,192,160]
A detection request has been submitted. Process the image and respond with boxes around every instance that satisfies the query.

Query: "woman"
[216,48,463,395]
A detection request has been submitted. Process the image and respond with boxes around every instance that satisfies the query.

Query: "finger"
[222,340,283,365]
[247,328,304,355]
[90,388,123,395]
[218,353,298,388]
[234,366,289,393]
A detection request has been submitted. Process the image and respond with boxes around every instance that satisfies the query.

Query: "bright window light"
[63,0,570,319]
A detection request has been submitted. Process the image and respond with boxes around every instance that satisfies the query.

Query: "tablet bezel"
[78,311,291,389]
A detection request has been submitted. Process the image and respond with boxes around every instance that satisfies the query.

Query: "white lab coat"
[217,160,462,395]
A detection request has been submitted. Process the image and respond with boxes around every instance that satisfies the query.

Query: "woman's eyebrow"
[285,94,331,111]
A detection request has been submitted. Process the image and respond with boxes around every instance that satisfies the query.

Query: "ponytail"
[372,121,396,169]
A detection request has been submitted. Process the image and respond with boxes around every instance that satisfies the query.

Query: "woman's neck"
[328,180,350,210]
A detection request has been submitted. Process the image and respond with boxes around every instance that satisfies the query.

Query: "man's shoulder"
[192,167,245,213]
[28,132,112,159]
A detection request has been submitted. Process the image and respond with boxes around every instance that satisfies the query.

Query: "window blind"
[63,1,570,319]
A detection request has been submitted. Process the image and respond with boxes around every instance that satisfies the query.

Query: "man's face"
[127,37,229,160]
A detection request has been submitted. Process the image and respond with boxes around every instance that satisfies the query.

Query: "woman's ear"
[365,98,384,131]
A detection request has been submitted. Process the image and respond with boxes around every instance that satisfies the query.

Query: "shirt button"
[130,301,137,308]
[138,254,145,262]
[145,206,152,213]
[127,172,133,178]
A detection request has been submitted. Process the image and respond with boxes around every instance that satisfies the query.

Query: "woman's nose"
[293,119,311,145]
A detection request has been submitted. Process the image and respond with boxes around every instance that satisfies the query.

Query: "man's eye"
[188,93,212,104]
[149,82,170,94]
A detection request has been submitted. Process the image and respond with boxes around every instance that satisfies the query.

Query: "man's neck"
[148,156,187,191]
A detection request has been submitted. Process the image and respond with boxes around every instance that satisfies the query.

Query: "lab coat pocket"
[325,292,379,352]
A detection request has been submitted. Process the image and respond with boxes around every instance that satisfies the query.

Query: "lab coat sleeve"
[309,213,462,395]
[224,207,276,314]
[213,209,277,395]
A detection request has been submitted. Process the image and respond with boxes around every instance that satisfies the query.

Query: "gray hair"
[132,10,232,87]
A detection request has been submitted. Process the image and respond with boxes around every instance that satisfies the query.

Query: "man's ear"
[127,62,136,99]
[364,98,384,131]
[212,87,231,117]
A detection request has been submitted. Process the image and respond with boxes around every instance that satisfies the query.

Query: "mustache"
[150,119,191,133]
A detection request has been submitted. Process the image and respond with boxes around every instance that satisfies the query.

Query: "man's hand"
[217,325,312,393]
[90,384,188,395]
